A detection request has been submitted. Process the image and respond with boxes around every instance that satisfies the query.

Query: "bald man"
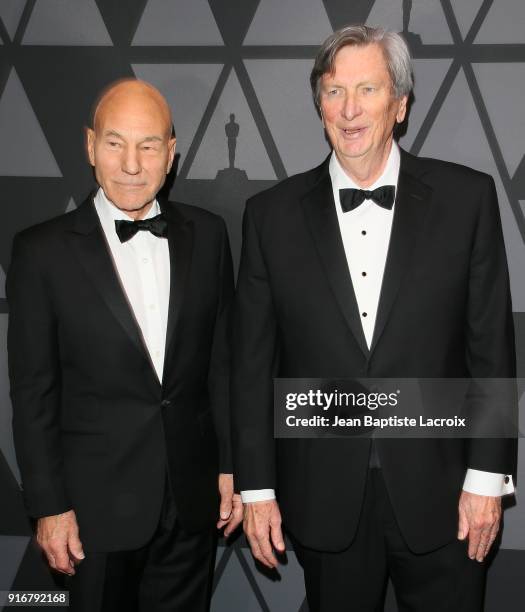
[7,79,242,611]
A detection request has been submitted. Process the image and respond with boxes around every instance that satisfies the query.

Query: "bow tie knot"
[339,185,395,212]
[115,213,168,243]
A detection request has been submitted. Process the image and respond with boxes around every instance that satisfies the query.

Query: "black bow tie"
[114,213,168,243]
[339,185,395,212]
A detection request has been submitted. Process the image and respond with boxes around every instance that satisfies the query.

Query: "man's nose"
[121,148,141,175]
[341,93,362,121]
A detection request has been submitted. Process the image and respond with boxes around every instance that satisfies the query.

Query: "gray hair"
[310,25,414,111]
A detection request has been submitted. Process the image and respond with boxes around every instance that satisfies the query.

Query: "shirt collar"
[329,141,401,193]
[94,187,160,224]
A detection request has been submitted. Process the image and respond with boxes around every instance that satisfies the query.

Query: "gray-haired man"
[232,25,516,611]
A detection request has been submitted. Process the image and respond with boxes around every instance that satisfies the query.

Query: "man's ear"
[396,95,408,124]
[167,137,177,174]
[86,127,96,167]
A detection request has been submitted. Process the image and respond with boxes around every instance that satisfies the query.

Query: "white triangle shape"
[65,197,77,213]
[500,436,525,549]
[132,63,223,166]
[0,265,5,299]
[420,68,525,311]
[399,59,453,150]
[0,314,22,484]
[240,549,306,612]
[0,69,62,176]
[0,536,31,590]
[188,70,276,180]
[245,59,329,175]
[0,0,25,40]
[215,545,226,569]
[211,552,263,611]
[132,0,223,45]
[451,0,484,39]
[472,63,525,178]
[22,0,112,45]
[475,0,525,43]
[244,0,332,45]
[366,0,453,43]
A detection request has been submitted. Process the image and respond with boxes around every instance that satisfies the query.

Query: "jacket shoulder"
[167,200,226,230]
[245,160,328,218]
[404,151,493,187]
[15,208,78,246]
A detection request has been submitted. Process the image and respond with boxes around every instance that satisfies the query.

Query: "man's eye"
[362,87,375,94]
[108,141,120,148]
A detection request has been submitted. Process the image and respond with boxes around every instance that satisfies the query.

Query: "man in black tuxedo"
[7,79,242,611]
[232,25,516,611]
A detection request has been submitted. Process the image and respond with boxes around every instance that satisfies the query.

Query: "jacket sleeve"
[231,200,278,491]
[208,218,235,473]
[7,233,72,518]
[465,174,517,476]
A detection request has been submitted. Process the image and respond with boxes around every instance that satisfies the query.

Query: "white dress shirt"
[330,140,399,348]
[94,188,170,382]
[241,143,513,502]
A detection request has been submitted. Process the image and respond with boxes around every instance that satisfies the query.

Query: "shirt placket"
[133,232,164,381]
[354,204,376,346]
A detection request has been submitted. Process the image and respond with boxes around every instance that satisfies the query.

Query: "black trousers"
[292,468,486,612]
[62,481,217,612]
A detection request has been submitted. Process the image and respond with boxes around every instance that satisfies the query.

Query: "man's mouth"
[341,127,367,139]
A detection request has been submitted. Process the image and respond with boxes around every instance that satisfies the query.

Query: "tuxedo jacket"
[232,148,516,554]
[7,195,233,552]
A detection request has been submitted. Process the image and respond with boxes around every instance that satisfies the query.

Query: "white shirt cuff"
[462,468,514,496]
[241,489,276,503]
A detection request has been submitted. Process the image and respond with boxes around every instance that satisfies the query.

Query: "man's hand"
[244,500,285,569]
[458,491,501,562]
[217,474,243,537]
[36,510,84,575]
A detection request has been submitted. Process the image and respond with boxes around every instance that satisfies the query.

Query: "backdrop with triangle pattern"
[0,1,524,610]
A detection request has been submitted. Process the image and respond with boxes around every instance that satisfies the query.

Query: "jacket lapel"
[301,160,369,357]
[160,198,194,362]
[369,151,433,354]
[65,195,155,368]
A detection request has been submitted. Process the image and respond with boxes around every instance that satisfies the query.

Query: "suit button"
[161,400,171,408]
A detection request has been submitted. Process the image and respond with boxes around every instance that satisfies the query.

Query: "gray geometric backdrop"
[0,1,524,610]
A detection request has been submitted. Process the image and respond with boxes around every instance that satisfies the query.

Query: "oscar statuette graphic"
[216,113,248,184]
